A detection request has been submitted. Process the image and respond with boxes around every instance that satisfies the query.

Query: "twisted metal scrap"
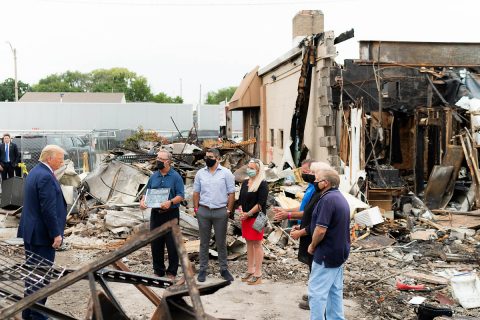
[0,243,66,310]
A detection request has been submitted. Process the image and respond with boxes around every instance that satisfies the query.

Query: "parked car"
[15,134,94,173]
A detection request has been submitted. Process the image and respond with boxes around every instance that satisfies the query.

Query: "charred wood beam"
[425,74,449,106]
[290,39,316,166]
[171,225,206,320]
[334,29,354,45]
[415,121,425,194]
[88,272,104,320]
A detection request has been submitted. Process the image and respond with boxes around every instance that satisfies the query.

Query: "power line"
[35,0,355,7]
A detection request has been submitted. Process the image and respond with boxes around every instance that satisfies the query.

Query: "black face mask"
[302,173,316,184]
[205,158,217,168]
[156,160,165,170]
[314,182,322,193]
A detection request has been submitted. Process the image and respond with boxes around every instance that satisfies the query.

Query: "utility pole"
[179,78,182,98]
[199,84,202,105]
[6,41,18,102]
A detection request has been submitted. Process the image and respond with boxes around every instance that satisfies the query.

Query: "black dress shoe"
[220,269,234,282]
[197,270,207,282]
[299,300,310,310]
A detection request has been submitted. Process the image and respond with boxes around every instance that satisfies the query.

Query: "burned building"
[230,10,480,213]
[337,40,480,212]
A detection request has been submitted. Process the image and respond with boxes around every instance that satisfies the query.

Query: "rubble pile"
[3,127,480,319]
[345,213,480,319]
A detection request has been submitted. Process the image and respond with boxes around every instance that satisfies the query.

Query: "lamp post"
[6,41,18,102]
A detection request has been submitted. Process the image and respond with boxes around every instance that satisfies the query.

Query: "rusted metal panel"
[358,41,480,67]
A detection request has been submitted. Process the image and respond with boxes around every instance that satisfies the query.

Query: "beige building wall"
[259,31,336,167]
[261,61,300,165]
[260,57,330,166]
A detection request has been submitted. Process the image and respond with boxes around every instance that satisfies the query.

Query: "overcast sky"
[0,0,478,104]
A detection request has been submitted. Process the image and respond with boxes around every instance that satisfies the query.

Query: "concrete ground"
[45,275,361,319]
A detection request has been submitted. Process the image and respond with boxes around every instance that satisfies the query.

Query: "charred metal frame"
[0,220,230,320]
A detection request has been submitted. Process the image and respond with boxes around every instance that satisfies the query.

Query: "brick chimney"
[292,10,324,46]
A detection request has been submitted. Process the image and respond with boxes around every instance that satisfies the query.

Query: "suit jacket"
[0,142,20,167]
[18,163,67,246]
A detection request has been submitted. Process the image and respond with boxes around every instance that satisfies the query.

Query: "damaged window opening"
[270,129,274,147]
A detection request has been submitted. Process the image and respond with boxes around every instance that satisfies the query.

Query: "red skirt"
[241,217,264,241]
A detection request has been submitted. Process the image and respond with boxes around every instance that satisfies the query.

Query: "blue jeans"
[308,260,345,320]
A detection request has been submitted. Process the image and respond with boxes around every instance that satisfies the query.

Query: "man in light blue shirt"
[193,148,235,282]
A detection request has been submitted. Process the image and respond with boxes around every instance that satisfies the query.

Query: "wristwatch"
[170,200,174,206]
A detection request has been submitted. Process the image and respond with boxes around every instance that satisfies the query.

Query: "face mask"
[205,158,217,168]
[156,160,165,170]
[302,173,316,184]
[314,182,322,193]
[246,168,257,177]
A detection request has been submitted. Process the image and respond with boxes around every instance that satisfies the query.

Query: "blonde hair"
[39,145,66,162]
[247,158,266,192]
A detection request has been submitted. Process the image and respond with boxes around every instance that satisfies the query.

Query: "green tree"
[0,78,31,101]
[31,71,88,92]
[205,86,237,104]
[152,92,184,103]
[90,68,153,102]
[32,68,154,102]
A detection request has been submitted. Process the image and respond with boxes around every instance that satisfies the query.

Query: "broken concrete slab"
[450,228,476,240]
[104,208,150,229]
[0,228,19,241]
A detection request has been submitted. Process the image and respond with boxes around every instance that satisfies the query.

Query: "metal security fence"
[15,133,94,174]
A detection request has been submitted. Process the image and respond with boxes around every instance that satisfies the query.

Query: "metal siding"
[358,41,480,66]
[0,102,193,132]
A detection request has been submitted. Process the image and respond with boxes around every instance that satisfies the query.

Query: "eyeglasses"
[314,179,326,183]
[249,158,260,164]
[157,158,169,161]
[204,156,216,160]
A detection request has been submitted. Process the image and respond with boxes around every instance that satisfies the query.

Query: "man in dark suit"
[0,133,21,180]
[17,145,67,320]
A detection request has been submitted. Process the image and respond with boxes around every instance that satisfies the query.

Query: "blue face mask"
[246,168,257,177]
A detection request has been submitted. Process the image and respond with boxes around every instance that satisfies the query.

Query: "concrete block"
[319,136,336,147]
[450,228,476,240]
[319,105,332,115]
[328,155,341,167]
[317,115,334,127]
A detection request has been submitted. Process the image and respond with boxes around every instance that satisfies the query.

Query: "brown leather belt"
[199,204,226,210]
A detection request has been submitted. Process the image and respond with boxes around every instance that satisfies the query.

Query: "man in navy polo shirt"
[307,168,350,320]
[140,150,184,280]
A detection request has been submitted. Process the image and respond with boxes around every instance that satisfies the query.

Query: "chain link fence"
[18,134,94,174]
